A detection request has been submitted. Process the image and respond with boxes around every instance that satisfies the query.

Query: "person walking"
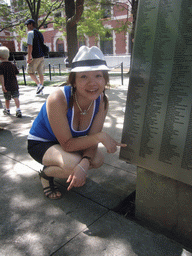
[27,46,126,200]
[0,46,22,118]
[25,19,45,94]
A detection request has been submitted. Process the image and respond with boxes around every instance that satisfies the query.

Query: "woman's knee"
[43,145,82,170]
[59,152,82,171]
[91,150,104,169]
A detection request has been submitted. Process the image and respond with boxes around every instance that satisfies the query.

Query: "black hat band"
[72,59,107,69]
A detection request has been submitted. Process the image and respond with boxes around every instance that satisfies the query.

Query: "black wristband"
[82,156,92,164]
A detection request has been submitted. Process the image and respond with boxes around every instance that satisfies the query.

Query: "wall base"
[135,167,192,248]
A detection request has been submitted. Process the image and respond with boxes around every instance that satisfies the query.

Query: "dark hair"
[25,19,36,26]
[67,71,109,109]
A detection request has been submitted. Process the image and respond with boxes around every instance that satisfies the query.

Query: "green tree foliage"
[77,5,112,43]
[78,0,134,44]
[0,0,26,33]
[0,0,65,32]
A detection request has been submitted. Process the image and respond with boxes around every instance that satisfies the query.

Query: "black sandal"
[39,168,62,200]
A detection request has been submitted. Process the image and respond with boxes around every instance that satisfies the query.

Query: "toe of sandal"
[39,168,62,200]
[43,185,62,200]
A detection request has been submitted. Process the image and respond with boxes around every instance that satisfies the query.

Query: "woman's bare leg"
[40,144,81,199]
[90,149,104,169]
[40,144,104,198]
[42,144,82,176]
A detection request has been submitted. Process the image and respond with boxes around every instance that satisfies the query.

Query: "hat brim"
[70,65,110,72]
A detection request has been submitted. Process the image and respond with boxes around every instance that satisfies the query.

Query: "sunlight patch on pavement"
[13,163,35,176]
[116,123,123,129]
[10,194,42,209]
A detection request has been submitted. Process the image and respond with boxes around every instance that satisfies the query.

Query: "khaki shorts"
[27,57,45,75]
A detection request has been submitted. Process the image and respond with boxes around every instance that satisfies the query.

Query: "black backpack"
[34,29,49,56]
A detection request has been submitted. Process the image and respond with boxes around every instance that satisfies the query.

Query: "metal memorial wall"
[120,0,192,185]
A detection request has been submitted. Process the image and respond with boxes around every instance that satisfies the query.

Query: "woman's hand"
[97,132,127,153]
[66,165,87,191]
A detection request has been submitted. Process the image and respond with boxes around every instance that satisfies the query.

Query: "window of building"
[58,43,64,52]
[100,32,113,55]
[101,1,111,18]
[56,38,64,52]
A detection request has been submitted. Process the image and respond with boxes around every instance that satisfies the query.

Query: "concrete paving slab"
[57,160,136,209]
[53,211,189,256]
[0,155,109,256]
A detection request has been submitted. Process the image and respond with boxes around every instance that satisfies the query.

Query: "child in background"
[0,46,22,118]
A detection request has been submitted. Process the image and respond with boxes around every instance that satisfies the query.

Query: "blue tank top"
[28,86,101,141]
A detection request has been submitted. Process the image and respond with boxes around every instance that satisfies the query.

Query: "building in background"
[2,0,132,59]
[0,20,15,52]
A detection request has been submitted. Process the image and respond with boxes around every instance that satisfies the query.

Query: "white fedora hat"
[71,46,110,72]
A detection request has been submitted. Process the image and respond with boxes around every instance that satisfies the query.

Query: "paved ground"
[0,75,191,255]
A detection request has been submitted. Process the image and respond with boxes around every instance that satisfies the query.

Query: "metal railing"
[108,62,124,85]
[21,62,126,85]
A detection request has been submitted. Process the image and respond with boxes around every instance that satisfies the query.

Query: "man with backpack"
[25,19,46,94]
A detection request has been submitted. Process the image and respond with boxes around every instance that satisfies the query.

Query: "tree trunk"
[65,0,84,66]
[65,0,78,66]
[66,22,78,66]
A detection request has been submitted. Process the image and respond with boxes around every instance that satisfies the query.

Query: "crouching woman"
[27,46,126,199]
